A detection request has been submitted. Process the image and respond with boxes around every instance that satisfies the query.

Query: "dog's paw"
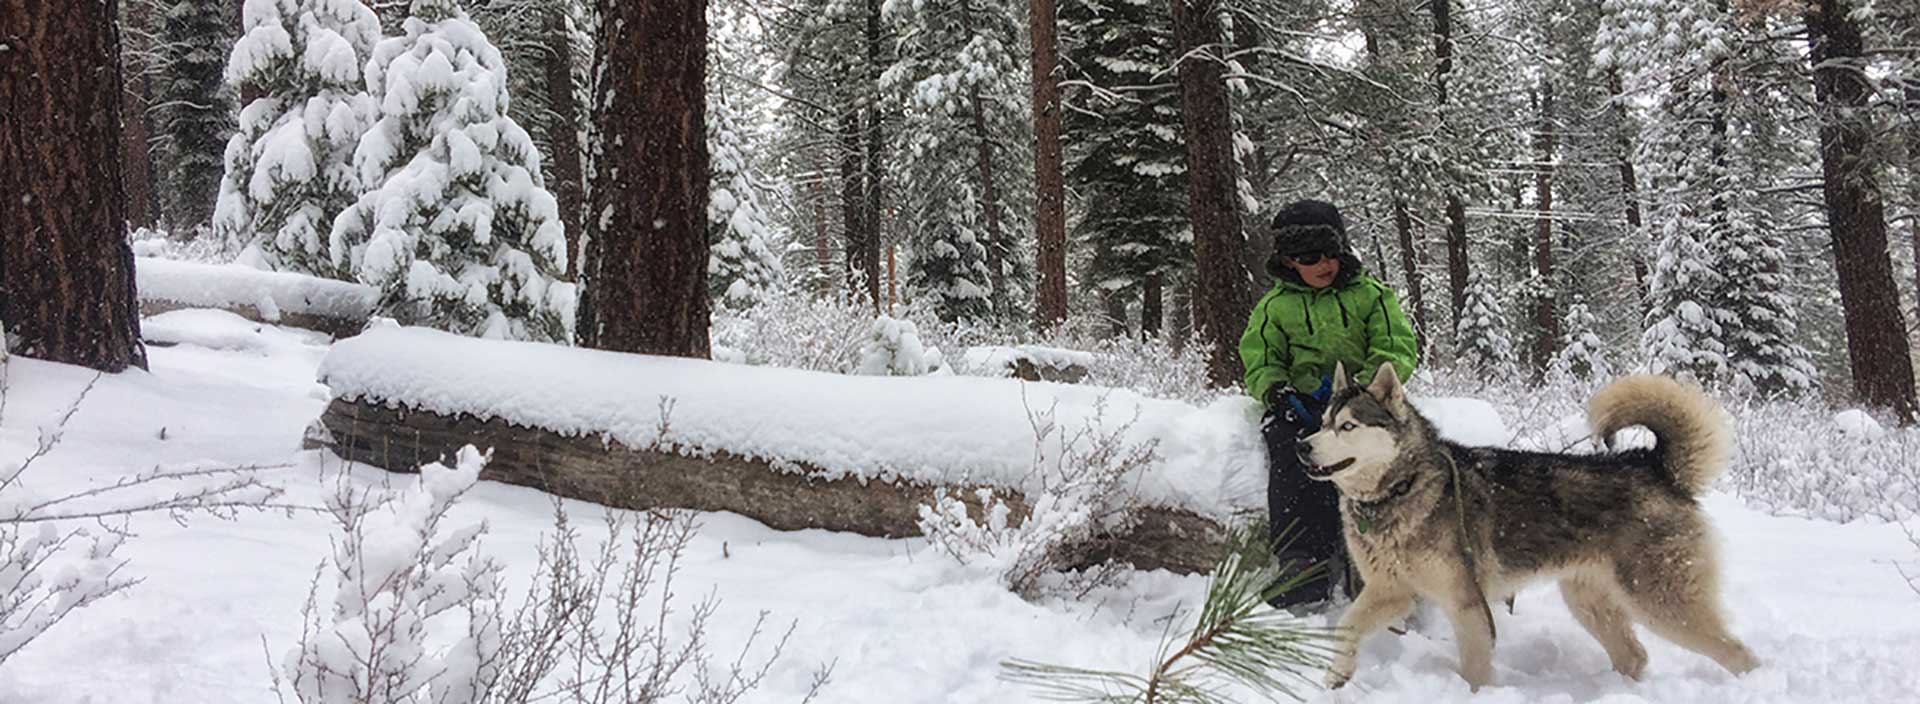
[1324,666,1353,690]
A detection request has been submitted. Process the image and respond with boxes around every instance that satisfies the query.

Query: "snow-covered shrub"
[856,315,947,376]
[1724,402,1920,523]
[709,295,888,373]
[1548,295,1612,382]
[215,0,381,277]
[1076,332,1224,405]
[278,447,811,703]
[130,226,241,263]
[278,445,503,703]
[917,396,1156,599]
[1454,270,1516,373]
[328,0,574,342]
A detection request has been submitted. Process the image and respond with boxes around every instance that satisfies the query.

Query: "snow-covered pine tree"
[883,0,1030,323]
[330,0,574,342]
[215,0,382,277]
[1714,19,1819,397]
[708,95,786,307]
[1060,0,1187,335]
[153,0,236,235]
[1548,294,1612,380]
[1455,269,1516,372]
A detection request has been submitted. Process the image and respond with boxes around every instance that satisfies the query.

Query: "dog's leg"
[1325,584,1414,689]
[1560,574,1647,679]
[1443,594,1497,690]
[1617,548,1760,676]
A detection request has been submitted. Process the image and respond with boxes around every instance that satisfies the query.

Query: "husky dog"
[1298,362,1759,691]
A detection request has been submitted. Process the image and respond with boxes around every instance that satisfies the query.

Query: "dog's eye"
[1338,421,1357,432]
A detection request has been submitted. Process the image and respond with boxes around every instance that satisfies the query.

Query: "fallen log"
[136,258,375,337]
[309,396,1233,574]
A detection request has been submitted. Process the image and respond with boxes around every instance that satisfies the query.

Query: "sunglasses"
[1288,252,1335,265]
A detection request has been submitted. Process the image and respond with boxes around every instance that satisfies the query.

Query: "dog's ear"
[1332,361,1349,394]
[1367,362,1404,409]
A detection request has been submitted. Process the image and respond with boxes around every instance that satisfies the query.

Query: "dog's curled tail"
[1587,374,1732,497]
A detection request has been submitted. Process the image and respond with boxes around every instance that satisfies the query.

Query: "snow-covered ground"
[0,313,1916,703]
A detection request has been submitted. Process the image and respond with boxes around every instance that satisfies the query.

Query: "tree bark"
[1805,0,1918,421]
[1031,0,1068,329]
[1171,0,1249,388]
[838,109,867,305]
[1392,195,1428,340]
[119,0,157,230]
[580,0,710,358]
[1606,68,1650,310]
[860,0,886,312]
[970,84,1006,315]
[1530,74,1559,375]
[544,6,586,281]
[1143,270,1164,338]
[1430,0,1470,327]
[1,0,149,372]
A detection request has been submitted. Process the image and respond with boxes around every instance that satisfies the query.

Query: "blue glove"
[1284,377,1334,431]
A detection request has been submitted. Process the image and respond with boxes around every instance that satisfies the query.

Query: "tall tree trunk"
[1805,0,1918,421]
[1104,288,1129,338]
[860,0,885,312]
[811,177,833,297]
[1393,195,1428,340]
[1,0,148,372]
[1906,81,1920,304]
[1606,68,1650,309]
[1031,0,1068,328]
[1530,74,1559,375]
[580,0,710,358]
[119,0,157,230]
[1171,0,1250,388]
[545,6,587,281]
[839,110,865,303]
[1431,0,1470,327]
[970,86,1006,316]
[1143,271,1164,338]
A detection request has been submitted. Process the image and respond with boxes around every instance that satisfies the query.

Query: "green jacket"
[1239,265,1419,407]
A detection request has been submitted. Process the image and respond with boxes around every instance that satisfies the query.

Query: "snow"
[0,316,1915,702]
[136,257,377,323]
[961,344,1099,377]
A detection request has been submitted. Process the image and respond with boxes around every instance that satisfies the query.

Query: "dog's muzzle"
[1297,438,1354,478]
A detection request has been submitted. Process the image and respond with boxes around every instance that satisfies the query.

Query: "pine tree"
[1455,269,1515,372]
[1060,0,1187,335]
[153,0,236,236]
[215,0,383,277]
[708,95,786,307]
[884,0,1028,322]
[1548,295,1611,380]
[330,0,574,342]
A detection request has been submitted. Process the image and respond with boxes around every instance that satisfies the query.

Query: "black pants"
[1263,403,1344,562]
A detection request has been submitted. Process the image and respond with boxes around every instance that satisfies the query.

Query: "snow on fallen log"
[310,326,1273,573]
[136,257,376,337]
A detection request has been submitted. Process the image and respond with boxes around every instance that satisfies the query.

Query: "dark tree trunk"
[1606,68,1650,310]
[544,6,586,281]
[1171,0,1250,388]
[1393,195,1428,340]
[1031,0,1068,329]
[1,0,149,372]
[1530,75,1559,375]
[579,0,710,358]
[1104,288,1129,338]
[1805,0,1918,421]
[1904,81,1920,314]
[970,85,1006,315]
[838,110,868,306]
[859,0,885,311]
[119,0,157,230]
[1143,271,1164,338]
[1431,0,1470,326]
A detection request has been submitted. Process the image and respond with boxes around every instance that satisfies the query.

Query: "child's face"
[1285,253,1341,289]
